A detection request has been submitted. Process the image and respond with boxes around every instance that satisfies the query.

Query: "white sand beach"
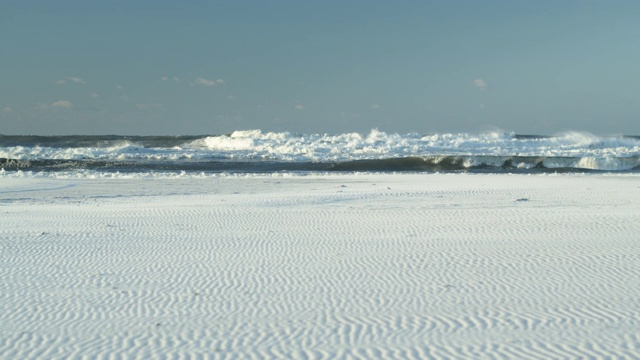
[1,173,639,359]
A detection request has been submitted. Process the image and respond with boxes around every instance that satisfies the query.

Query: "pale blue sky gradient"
[2,0,639,135]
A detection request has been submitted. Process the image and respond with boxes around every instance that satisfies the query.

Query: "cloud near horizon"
[473,79,487,91]
[161,76,180,82]
[56,77,86,85]
[136,103,163,110]
[51,100,73,109]
[193,77,224,86]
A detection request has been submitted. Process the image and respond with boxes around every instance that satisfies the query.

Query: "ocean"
[1,129,639,177]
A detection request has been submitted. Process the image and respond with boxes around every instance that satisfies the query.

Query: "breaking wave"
[1,130,639,175]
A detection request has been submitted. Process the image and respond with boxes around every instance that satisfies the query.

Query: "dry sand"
[1,174,639,359]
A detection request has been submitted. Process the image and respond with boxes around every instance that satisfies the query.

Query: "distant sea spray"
[1,129,640,176]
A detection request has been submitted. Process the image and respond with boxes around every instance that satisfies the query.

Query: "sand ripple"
[1,174,639,359]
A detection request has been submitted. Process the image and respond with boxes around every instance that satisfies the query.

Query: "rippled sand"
[1,174,639,359]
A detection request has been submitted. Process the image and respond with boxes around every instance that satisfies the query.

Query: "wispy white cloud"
[2,106,12,113]
[340,112,361,119]
[90,92,99,98]
[51,100,73,109]
[161,76,181,82]
[56,77,86,85]
[192,77,224,86]
[194,77,216,86]
[136,103,163,110]
[114,85,130,101]
[227,95,236,101]
[294,104,305,110]
[371,104,381,109]
[473,78,487,91]
[34,100,81,111]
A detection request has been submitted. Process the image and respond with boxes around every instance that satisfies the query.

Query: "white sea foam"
[1,174,639,358]
[189,129,640,160]
[2,130,640,173]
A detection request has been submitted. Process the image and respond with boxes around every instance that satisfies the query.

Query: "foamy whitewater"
[2,129,640,176]
[1,131,640,358]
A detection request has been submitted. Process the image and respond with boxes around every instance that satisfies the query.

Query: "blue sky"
[1,0,639,135]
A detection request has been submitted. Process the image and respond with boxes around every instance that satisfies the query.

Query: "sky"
[1,0,639,135]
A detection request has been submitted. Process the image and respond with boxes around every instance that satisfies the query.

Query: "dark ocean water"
[2,130,640,175]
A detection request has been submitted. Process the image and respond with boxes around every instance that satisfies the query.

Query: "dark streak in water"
[2,156,638,174]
